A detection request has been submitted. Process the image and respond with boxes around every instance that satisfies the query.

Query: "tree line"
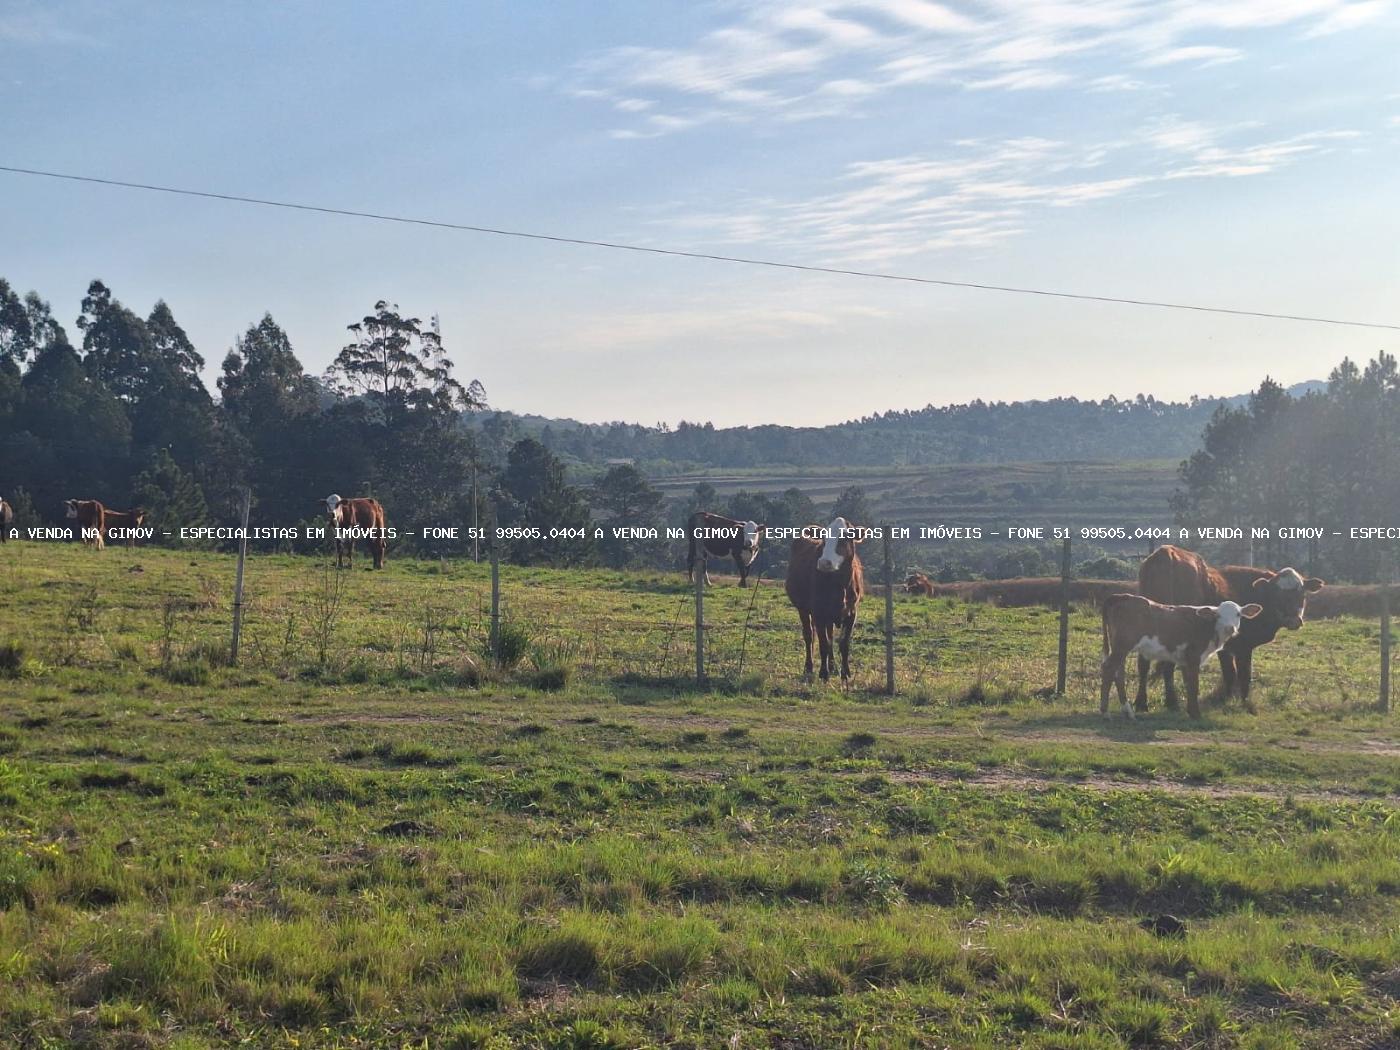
[1171,356,1400,583]
[3,276,1396,582]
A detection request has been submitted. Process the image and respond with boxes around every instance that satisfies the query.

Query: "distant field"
[653,460,1180,543]
[1,544,1398,1049]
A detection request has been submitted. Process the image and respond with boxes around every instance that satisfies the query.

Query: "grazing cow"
[785,517,865,681]
[1137,545,1323,711]
[0,496,12,541]
[103,507,148,549]
[687,511,766,587]
[325,494,387,569]
[904,571,934,596]
[1102,593,1261,719]
[64,499,106,549]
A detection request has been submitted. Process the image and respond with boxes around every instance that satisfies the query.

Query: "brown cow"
[1102,593,1261,719]
[0,496,12,541]
[688,511,766,587]
[904,572,934,596]
[785,517,864,681]
[325,494,387,569]
[103,507,148,548]
[1136,545,1323,711]
[64,499,106,549]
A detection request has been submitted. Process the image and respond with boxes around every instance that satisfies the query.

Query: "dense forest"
[469,395,1238,472]
[1,277,1395,581]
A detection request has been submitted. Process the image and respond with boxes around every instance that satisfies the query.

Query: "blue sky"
[3,0,1398,426]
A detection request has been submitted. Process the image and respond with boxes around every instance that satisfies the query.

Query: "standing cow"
[0,496,12,541]
[687,511,766,587]
[785,517,864,681]
[325,494,388,569]
[1136,545,1323,712]
[65,499,106,549]
[1102,593,1262,719]
[104,507,148,548]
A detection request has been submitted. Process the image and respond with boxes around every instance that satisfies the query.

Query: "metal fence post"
[230,488,251,666]
[883,526,895,695]
[695,554,706,684]
[1381,563,1391,714]
[1056,534,1072,695]
[489,542,501,663]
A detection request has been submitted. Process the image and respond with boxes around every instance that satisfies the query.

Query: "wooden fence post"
[1056,534,1072,695]
[883,526,895,695]
[695,554,706,685]
[489,542,500,664]
[229,488,251,666]
[1381,563,1391,714]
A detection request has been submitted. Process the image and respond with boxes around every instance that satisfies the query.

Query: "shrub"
[0,640,25,677]
[488,620,532,670]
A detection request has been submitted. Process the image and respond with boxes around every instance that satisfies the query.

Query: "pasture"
[1,543,1398,1049]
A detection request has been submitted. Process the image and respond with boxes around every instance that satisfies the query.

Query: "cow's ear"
[1304,577,1324,592]
[1251,575,1274,591]
[756,524,767,536]
[1240,603,1263,618]
[1195,606,1216,620]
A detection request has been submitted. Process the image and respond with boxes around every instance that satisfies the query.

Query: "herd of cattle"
[693,510,1326,718]
[2,498,1328,715]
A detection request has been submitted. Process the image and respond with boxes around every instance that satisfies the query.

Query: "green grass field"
[1,544,1398,1049]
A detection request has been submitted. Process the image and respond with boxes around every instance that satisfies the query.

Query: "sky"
[2,0,1399,427]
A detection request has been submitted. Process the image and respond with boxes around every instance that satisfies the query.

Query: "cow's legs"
[737,559,749,588]
[1235,649,1256,713]
[1134,655,1151,712]
[1182,663,1202,720]
[1215,646,1237,702]
[1101,653,1118,716]
[838,615,854,681]
[372,537,386,569]
[818,622,835,681]
[1159,662,1179,709]
[799,611,814,678]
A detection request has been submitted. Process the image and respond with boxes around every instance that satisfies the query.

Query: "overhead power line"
[3,162,1397,332]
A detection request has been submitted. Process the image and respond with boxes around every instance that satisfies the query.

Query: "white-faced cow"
[65,499,106,549]
[785,517,865,681]
[325,494,388,569]
[103,507,148,549]
[1136,545,1323,712]
[1102,593,1262,720]
[0,496,12,541]
[688,511,766,587]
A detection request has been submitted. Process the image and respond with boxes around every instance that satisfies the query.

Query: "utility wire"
[3,162,1397,332]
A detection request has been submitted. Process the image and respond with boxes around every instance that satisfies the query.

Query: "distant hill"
[466,381,1325,472]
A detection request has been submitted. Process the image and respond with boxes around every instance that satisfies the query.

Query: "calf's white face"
[64,501,77,519]
[325,494,343,523]
[738,521,763,565]
[817,517,850,573]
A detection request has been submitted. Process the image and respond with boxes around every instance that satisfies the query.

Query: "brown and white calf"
[1101,593,1261,719]
[1137,545,1323,711]
[687,511,766,587]
[64,499,106,549]
[785,517,865,681]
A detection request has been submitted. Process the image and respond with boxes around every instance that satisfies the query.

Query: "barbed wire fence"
[2,523,1388,715]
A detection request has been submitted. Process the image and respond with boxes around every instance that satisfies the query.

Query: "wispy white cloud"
[555,0,1395,135]
[1139,44,1242,66]
[649,121,1358,262]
